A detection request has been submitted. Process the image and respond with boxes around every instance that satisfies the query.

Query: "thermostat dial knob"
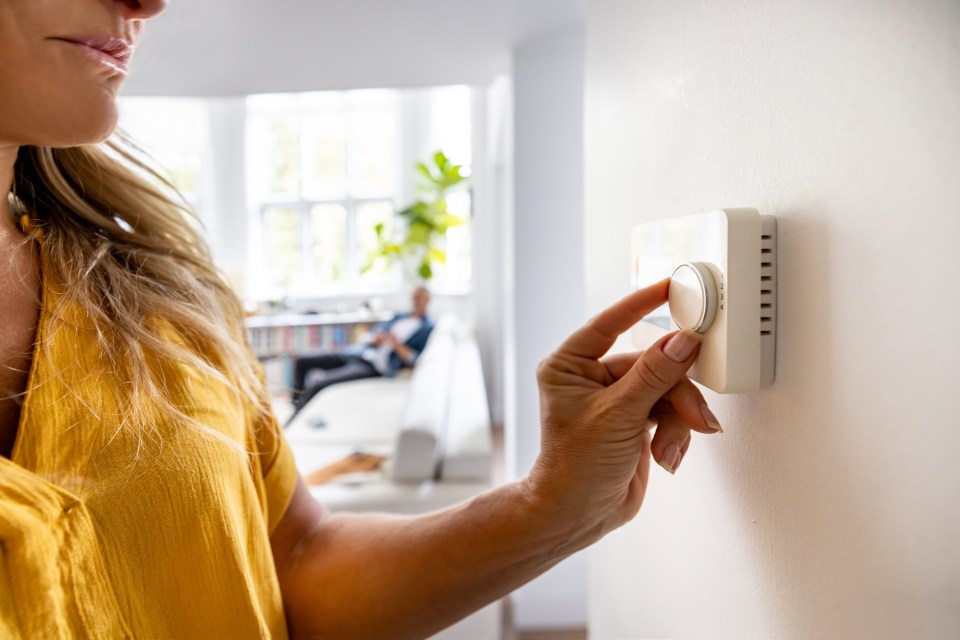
[669,262,719,334]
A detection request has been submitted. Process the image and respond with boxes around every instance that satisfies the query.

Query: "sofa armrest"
[390,428,440,482]
[440,335,493,482]
[388,316,459,482]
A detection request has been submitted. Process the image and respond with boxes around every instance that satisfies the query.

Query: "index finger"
[557,278,670,360]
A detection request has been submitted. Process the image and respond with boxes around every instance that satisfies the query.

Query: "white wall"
[204,98,247,286]
[472,78,512,426]
[506,26,588,629]
[584,0,960,638]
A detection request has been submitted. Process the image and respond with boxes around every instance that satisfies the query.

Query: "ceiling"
[123,0,587,96]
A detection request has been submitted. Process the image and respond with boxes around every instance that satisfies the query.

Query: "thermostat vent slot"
[759,216,777,385]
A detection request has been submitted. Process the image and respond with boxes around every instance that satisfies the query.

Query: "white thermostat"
[631,208,777,393]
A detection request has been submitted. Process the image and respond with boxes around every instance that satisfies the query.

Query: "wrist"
[518,462,610,556]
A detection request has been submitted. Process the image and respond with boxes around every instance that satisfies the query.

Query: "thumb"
[615,329,702,416]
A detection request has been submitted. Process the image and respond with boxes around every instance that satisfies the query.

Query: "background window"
[425,86,473,291]
[117,97,209,211]
[247,90,402,298]
[118,86,473,302]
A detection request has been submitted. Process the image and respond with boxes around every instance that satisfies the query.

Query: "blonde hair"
[10,136,272,448]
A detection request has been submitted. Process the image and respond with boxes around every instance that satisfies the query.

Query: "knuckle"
[537,353,577,383]
[634,357,674,390]
[535,357,554,382]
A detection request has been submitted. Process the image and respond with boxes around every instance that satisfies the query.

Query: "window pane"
[429,85,472,168]
[348,108,396,197]
[443,223,472,290]
[300,91,346,110]
[117,97,206,201]
[345,89,398,109]
[263,206,303,291]
[446,189,471,219]
[247,92,299,111]
[311,204,348,287]
[301,111,348,200]
[249,114,300,200]
[356,201,397,287]
[433,189,471,289]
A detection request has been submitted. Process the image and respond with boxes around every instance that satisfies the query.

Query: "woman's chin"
[34,110,119,148]
[17,75,123,147]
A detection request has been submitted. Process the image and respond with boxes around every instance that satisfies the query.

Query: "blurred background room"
[116,1,959,638]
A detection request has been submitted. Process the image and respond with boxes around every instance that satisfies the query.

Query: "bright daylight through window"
[118,86,473,302]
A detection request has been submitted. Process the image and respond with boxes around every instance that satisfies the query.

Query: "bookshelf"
[246,310,394,393]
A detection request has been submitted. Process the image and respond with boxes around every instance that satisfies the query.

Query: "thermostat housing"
[631,208,777,393]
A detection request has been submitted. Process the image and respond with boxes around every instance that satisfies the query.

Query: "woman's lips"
[55,36,133,75]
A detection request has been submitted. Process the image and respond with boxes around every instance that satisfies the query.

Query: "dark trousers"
[291,352,381,413]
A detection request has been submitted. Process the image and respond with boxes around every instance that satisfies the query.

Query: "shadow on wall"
[709,210,915,636]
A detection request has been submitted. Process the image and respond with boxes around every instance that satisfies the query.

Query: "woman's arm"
[271,280,721,638]
[271,477,589,639]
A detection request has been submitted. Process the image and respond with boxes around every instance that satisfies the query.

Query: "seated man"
[290,287,435,416]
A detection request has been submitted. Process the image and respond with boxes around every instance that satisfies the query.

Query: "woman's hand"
[526,279,723,546]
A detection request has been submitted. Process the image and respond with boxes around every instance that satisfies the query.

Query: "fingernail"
[664,330,700,363]
[699,403,723,432]
[659,442,681,475]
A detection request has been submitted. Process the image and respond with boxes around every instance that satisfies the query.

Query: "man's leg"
[291,352,354,406]
[291,357,381,414]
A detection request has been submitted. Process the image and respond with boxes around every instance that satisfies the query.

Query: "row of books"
[261,356,295,395]
[247,321,381,358]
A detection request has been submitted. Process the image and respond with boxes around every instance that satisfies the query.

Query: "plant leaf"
[367,149,470,282]
[419,260,433,280]
[429,247,447,265]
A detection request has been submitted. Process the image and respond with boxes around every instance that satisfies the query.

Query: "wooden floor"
[501,594,586,639]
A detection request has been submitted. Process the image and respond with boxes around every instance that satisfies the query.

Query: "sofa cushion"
[389,315,459,482]
[286,314,493,487]
[285,377,410,447]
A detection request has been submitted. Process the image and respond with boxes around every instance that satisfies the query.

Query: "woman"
[0,1,722,637]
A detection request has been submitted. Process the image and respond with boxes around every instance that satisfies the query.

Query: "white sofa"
[284,315,500,638]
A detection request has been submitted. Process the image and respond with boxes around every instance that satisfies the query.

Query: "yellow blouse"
[0,258,299,637]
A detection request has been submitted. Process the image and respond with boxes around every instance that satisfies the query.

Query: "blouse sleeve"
[250,410,300,535]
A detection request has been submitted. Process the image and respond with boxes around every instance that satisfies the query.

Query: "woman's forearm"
[278,479,596,639]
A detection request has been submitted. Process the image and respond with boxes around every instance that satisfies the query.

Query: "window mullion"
[346,198,358,289]
[249,90,421,299]
[300,201,312,291]
[258,204,269,298]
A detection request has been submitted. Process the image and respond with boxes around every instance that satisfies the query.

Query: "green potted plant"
[366,151,468,283]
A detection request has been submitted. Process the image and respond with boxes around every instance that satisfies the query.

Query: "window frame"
[247,90,406,300]
[119,87,475,303]
[257,194,400,298]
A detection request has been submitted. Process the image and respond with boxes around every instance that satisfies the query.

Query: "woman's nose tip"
[114,0,168,21]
